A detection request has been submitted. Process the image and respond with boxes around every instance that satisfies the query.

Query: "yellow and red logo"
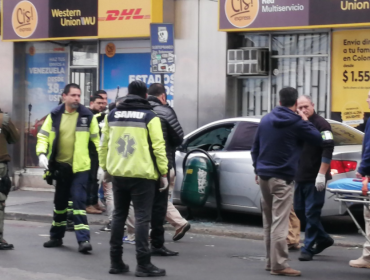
[225,0,259,28]
[99,9,150,21]
[12,0,38,38]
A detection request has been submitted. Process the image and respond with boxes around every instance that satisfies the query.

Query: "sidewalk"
[5,190,366,248]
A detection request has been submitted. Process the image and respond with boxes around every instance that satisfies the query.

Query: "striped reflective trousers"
[50,163,90,243]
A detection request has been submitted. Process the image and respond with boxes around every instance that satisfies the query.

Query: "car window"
[331,123,364,146]
[225,122,259,151]
[187,124,235,152]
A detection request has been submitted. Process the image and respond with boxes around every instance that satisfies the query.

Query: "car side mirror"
[177,142,187,153]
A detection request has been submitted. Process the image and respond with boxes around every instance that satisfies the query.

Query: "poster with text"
[100,53,175,107]
[26,52,68,166]
[332,30,370,127]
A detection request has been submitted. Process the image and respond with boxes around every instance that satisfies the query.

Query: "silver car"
[173,117,364,216]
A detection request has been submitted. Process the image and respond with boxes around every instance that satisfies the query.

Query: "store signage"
[12,0,39,38]
[2,0,169,41]
[105,42,116,58]
[219,0,370,31]
[332,30,370,126]
[150,23,175,74]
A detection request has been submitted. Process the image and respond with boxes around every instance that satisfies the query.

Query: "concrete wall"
[174,0,227,134]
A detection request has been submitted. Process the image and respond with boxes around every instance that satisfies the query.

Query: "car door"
[174,122,236,207]
[214,121,261,211]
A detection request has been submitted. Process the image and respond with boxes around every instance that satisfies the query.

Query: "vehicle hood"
[270,106,302,128]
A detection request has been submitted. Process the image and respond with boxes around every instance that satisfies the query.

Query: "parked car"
[173,117,364,216]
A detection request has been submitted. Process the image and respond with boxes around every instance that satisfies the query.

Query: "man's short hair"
[90,95,103,102]
[300,95,313,103]
[63,83,80,95]
[279,87,298,107]
[148,83,166,97]
[128,81,147,99]
[94,90,107,97]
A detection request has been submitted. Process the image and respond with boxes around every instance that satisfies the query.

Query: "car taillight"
[330,160,357,175]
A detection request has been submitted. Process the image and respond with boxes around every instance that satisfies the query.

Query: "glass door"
[70,42,99,106]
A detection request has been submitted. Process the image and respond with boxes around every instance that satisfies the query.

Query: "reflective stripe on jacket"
[36,104,100,173]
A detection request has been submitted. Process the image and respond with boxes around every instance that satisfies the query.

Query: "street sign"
[150,23,175,74]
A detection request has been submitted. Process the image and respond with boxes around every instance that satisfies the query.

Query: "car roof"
[185,116,363,138]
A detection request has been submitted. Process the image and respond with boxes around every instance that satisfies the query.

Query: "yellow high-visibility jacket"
[36,104,100,173]
[99,97,168,180]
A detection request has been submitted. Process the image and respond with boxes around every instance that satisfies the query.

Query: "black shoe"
[135,263,166,277]
[100,221,111,232]
[151,246,179,256]
[78,241,92,253]
[109,260,129,274]
[0,242,14,250]
[43,238,63,248]
[298,252,313,261]
[312,236,334,255]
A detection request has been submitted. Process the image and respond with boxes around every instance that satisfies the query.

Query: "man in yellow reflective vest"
[36,83,100,253]
[100,81,168,276]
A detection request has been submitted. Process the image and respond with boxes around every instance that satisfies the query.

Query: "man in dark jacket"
[147,83,187,255]
[251,87,322,277]
[0,111,20,250]
[295,95,334,261]
[86,94,106,214]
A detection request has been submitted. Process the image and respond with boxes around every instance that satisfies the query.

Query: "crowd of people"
[35,81,191,276]
[252,87,370,276]
[0,83,370,277]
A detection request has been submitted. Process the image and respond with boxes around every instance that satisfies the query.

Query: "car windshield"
[331,123,364,146]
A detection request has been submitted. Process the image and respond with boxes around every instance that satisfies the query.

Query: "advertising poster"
[332,30,370,127]
[150,23,175,73]
[26,52,68,166]
[100,52,175,107]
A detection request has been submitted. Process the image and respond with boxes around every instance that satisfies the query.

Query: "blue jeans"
[294,182,330,255]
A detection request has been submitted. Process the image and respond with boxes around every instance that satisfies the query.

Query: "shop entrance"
[70,42,99,106]
[71,68,97,106]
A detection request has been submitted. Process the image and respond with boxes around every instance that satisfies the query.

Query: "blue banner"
[100,53,174,106]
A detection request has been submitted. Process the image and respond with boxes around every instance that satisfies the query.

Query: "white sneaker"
[349,257,370,268]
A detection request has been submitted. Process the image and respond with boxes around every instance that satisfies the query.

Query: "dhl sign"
[98,0,164,38]
[99,9,151,21]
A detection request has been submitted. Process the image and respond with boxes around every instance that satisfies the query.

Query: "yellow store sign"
[98,0,164,38]
[332,30,370,126]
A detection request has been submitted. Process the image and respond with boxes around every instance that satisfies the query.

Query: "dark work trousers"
[110,177,155,265]
[150,178,169,249]
[50,163,90,243]
[294,181,330,255]
[86,154,99,206]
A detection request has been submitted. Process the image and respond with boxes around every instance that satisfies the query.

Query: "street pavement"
[1,220,370,280]
[4,190,367,247]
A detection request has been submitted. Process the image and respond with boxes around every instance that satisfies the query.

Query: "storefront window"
[236,32,329,118]
[272,33,328,56]
[238,78,268,116]
[271,57,328,116]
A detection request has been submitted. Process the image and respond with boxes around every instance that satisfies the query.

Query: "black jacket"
[295,112,334,183]
[148,96,184,169]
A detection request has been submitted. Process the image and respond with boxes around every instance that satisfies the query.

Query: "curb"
[5,212,364,248]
